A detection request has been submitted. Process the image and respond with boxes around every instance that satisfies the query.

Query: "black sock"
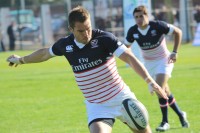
[159,98,168,123]
[168,94,183,117]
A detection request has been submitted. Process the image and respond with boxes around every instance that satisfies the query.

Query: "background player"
[125,5,189,132]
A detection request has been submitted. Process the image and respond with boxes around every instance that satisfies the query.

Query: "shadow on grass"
[155,127,190,132]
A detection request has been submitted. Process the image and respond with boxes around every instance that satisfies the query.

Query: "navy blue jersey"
[126,20,170,50]
[126,21,172,60]
[51,29,122,72]
[50,29,127,103]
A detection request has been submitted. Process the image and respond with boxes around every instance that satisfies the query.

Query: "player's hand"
[149,82,168,100]
[7,55,22,67]
[168,52,177,63]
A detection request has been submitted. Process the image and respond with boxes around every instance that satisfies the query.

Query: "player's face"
[134,11,149,29]
[70,19,92,44]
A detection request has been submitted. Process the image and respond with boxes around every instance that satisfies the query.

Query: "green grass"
[0,44,200,133]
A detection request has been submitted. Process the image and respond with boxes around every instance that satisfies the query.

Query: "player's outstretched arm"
[119,48,168,100]
[7,48,53,67]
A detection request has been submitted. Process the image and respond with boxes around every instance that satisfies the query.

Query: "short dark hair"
[68,6,90,28]
[133,5,148,16]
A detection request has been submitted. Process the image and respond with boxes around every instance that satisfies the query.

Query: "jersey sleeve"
[49,38,65,56]
[102,31,127,57]
[166,24,175,35]
[125,26,135,44]
[156,21,174,35]
[114,44,128,57]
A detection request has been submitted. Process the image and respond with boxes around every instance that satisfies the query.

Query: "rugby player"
[125,5,189,132]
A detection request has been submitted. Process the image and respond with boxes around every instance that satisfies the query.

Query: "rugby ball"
[121,98,149,130]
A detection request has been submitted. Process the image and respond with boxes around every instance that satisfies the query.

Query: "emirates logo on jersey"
[66,45,73,52]
[90,39,99,48]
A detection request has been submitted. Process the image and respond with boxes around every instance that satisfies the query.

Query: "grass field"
[0,44,200,133]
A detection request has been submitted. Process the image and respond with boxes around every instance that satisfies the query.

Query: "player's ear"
[68,26,73,32]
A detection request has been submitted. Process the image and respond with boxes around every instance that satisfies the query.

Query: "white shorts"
[85,87,137,125]
[144,57,174,79]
